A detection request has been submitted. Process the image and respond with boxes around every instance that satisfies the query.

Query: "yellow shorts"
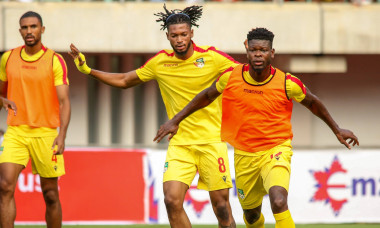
[234,140,293,209]
[0,129,65,178]
[163,142,233,191]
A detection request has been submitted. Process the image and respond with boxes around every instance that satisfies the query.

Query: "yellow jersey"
[136,41,239,145]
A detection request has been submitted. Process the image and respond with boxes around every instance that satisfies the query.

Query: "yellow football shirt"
[216,65,306,102]
[136,42,239,145]
[0,45,69,137]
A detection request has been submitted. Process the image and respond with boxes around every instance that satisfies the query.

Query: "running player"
[154,27,359,228]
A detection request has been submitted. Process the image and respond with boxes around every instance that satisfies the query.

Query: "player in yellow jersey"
[69,5,238,228]
[0,11,71,228]
[154,28,359,228]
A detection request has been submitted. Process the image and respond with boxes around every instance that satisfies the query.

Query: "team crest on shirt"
[238,188,245,200]
[194,58,205,68]
[163,162,169,173]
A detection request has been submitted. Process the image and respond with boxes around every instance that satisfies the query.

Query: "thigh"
[234,152,267,210]
[0,130,29,167]
[29,136,65,178]
[261,142,293,192]
[264,166,290,193]
[196,143,233,191]
[163,145,197,187]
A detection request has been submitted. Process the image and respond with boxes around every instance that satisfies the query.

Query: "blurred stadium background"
[0,0,379,227]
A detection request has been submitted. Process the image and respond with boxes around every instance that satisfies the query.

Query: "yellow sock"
[273,210,295,228]
[243,213,265,228]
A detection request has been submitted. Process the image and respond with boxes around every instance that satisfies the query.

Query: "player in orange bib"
[154,28,359,228]
[0,11,70,228]
[69,5,238,228]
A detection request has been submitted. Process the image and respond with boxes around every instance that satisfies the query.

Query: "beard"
[249,60,271,74]
[172,42,191,56]
[24,36,39,47]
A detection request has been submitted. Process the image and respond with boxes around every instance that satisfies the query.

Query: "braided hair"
[155,4,203,31]
[247,28,275,47]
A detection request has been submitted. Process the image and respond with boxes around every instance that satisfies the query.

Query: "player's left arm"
[300,87,359,149]
[51,54,71,154]
[53,84,71,155]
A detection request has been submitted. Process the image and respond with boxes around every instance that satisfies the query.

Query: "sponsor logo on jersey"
[22,65,37,70]
[164,63,178,67]
[243,88,263,95]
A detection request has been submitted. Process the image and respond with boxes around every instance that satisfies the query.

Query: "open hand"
[154,119,179,143]
[68,43,85,65]
[68,44,91,74]
[335,128,359,149]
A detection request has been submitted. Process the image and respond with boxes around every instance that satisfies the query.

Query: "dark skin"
[69,22,235,228]
[0,16,71,228]
[154,38,359,224]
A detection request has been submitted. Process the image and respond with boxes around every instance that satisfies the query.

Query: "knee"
[164,194,183,212]
[43,189,60,206]
[0,178,16,195]
[270,195,288,212]
[244,210,261,224]
[213,200,229,221]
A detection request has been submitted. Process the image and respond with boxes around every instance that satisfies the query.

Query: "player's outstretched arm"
[301,87,359,149]
[68,44,143,89]
[0,81,16,115]
[154,81,222,143]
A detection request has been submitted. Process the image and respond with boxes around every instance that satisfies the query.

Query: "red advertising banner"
[14,148,146,223]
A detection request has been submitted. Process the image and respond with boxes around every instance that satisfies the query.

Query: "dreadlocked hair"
[247,27,274,47]
[155,4,203,31]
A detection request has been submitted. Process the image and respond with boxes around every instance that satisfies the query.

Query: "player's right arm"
[68,44,143,89]
[0,52,17,114]
[154,81,221,143]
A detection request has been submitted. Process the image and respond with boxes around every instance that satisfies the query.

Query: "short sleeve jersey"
[136,42,239,145]
[0,45,69,137]
[216,65,306,102]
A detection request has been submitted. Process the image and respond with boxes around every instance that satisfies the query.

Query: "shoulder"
[144,49,174,65]
[53,52,66,63]
[285,72,304,85]
[195,44,239,65]
[1,50,12,62]
[193,44,221,55]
